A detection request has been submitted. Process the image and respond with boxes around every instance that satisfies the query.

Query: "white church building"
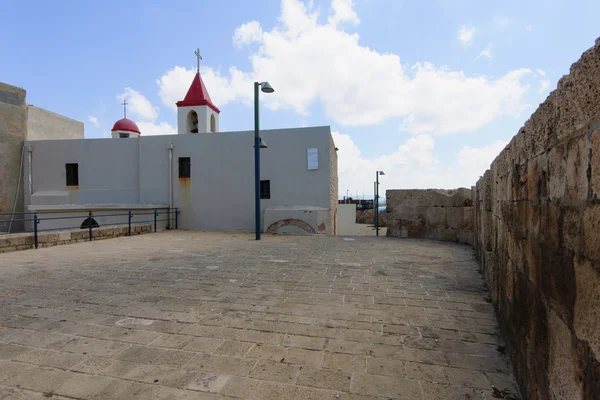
[22,60,339,235]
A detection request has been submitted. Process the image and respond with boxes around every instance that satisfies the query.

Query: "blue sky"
[2,0,599,196]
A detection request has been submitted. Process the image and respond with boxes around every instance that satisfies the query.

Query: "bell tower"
[176,48,220,134]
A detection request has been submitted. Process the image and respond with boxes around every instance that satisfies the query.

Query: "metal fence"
[0,208,179,249]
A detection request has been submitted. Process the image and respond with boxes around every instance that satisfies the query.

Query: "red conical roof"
[176,72,220,113]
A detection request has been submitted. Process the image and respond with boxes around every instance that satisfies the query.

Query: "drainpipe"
[27,145,33,196]
[167,142,174,228]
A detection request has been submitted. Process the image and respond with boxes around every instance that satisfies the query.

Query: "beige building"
[0,82,84,233]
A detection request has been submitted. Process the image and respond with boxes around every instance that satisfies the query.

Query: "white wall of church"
[24,126,336,234]
[177,105,218,134]
[27,106,84,140]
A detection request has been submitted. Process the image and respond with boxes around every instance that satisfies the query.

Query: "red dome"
[111,118,141,134]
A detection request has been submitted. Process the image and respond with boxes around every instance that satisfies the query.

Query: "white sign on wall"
[307,148,318,170]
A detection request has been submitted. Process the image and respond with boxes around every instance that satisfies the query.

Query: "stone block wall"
[0,83,27,233]
[329,134,339,235]
[0,223,154,253]
[386,189,474,245]
[473,38,600,399]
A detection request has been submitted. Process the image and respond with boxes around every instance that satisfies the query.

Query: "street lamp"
[375,171,385,236]
[254,81,275,240]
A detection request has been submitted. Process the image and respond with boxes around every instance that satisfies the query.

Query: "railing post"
[175,208,179,229]
[88,211,93,241]
[33,213,38,249]
[154,209,158,232]
[128,210,132,236]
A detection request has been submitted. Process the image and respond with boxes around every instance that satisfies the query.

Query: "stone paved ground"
[0,231,520,399]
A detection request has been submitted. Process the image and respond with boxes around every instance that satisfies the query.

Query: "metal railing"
[0,208,179,249]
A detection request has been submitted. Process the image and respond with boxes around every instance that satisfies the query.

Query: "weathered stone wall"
[355,209,389,226]
[386,189,474,245]
[473,38,600,399]
[0,83,27,233]
[0,223,154,253]
[27,105,84,140]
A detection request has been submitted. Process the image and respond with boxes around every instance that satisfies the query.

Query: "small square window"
[66,163,79,186]
[179,157,191,178]
[119,133,129,138]
[260,180,270,199]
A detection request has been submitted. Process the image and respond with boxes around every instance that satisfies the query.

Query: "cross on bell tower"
[194,48,202,73]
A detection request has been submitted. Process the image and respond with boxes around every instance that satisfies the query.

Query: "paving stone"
[283,348,324,366]
[154,349,196,367]
[4,366,70,393]
[55,372,115,398]
[184,353,257,376]
[325,339,371,355]
[149,334,194,349]
[220,376,261,397]
[296,366,351,391]
[213,340,254,357]
[0,343,31,360]
[15,349,85,369]
[249,360,300,383]
[91,380,161,399]
[445,366,491,388]
[183,337,224,353]
[0,327,34,343]
[282,335,326,350]
[0,360,37,383]
[247,381,298,400]
[322,352,366,373]
[405,361,448,383]
[186,371,231,392]
[366,357,406,377]
[60,337,130,357]
[113,344,164,363]
[154,387,223,399]
[351,373,422,398]
[246,344,287,361]
[445,352,511,372]
[420,382,483,400]
[294,386,341,400]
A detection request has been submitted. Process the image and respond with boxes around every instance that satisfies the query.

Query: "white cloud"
[156,0,532,135]
[117,87,159,121]
[525,24,533,31]
[233,21,263,47]
[539,79,551,94]
[458,25,476,47]
[88,115,100,127]
[536,68,546,76]
[329,0,360,26]
[137,121,177,136]
[477,43,493,59]
[333,131,507,195]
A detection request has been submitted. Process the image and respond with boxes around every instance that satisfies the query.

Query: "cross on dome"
[121,100,128,119]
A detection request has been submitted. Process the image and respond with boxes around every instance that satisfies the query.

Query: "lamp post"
[254,81,274,240]
[375,171,385,236]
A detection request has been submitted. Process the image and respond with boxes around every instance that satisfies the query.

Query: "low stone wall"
[355,209,388,226]
[473,38,600,399]
[385,189,474,245]
[0,224,153,253]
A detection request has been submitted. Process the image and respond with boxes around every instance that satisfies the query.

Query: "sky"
[2,0,599,198]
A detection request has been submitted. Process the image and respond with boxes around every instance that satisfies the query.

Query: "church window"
[210,114,216,132]
[66,163,79,186]
[179,157,191,178]
[119,133,129,138]
[260,180,270,199]
[188,110,199,133]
